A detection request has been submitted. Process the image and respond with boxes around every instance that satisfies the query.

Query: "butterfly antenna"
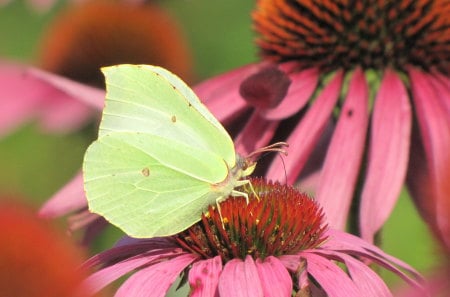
[246,142,289,162]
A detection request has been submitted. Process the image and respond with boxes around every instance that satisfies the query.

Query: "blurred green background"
[0,0,442,293]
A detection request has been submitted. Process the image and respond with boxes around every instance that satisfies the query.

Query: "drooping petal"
[189,256,222,297]
[255,256,292,297]
[302,252,361,297]
[39,172,87,218]
[266,70,343,183]
[84,248,185,295]
[316,68,369,230]
[408,67,450,248]
[0,63,103,135]
[307,250,392,297]
[115,253,197,297]
[359,70,412,242]
[0,63,46,136]
[261,67,319,120]
[28,68,104,110]
[194,63,263,125]
[219,255,263,297]
[321,229,423,288]
[234,112,278,156]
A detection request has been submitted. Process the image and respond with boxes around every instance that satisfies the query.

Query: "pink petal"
[28,68,104,110]
[359,70,412,242]
[308,250,392,297]
[85,249,185,295]
[0,63,103,134]
[234,112,279,156]
[429,73,450,114]
[194,63,263,125]
[189,256,222,297]
[266,70,344,183]
[219,255,263,297]
[0,63,45,136]
[316,68,369,230]
[255,256,292,297]
[302,252,361,297]
[321,229,423,287]
[261,67,319,120]
[115,253,197,297]
[409,68,450,248]
[38,172,87,218]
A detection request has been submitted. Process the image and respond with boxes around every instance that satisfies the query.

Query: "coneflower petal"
[189,256,222,297]
[219,256,263,297]
[235,112,279,156]
[302,252,361,297]
[316,68,369,229]
[261,66,319,120]
[115,253,197,297]
[266,70,344,183]
[409,67,450,248]
[255,256,292,297]
[359,69,412,242]
[194,64,261,125]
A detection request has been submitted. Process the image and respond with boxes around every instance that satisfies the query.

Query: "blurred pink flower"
[82,179,424,297]
[0,0,192,137]
[193,0,450,244]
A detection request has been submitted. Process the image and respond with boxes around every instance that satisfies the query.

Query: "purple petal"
[261,67,319,120]
[359,70,412,242]
[115,253,197,297]
[255,256,292,297]
[219,255,263,297]
[316,68,369,230]
[194,63,263,124]
[302,252,361,297]
[234,112,279,156]
[39,172,87,218]
[408,68,450,248]
[266,70,343,183]
[189,256,222,297]
[321,229,423,287]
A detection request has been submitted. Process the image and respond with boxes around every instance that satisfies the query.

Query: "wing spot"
[171,115,177,123]
[141,167,150,177]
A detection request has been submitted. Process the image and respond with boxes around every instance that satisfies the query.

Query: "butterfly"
[83,64,286,238]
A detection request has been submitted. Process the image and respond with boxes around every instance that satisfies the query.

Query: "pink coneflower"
[82,179,423,296]
[0,0,192,137]
[193,0,450,243]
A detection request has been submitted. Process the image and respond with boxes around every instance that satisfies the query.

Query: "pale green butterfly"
[83,64,286,238]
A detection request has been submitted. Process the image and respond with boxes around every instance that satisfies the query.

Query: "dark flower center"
[175,178,328,262]
[38,1,193,87]
[253,0,449,74]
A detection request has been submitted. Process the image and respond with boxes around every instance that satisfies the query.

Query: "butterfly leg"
[215,195,228,228]
[233,179,259,202]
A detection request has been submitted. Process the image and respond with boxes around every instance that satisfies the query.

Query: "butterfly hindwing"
[83,132,226,237]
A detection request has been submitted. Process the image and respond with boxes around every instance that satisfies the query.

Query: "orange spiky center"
[253,0,449,74]
[175,178,328,261]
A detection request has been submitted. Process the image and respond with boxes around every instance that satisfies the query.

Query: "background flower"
[0,198,95,296]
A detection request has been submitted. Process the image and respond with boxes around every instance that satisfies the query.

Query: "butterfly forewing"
[99,65,236,167]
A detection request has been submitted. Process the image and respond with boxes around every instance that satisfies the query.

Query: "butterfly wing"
[99,64,236,167]
[83,131,226,237]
